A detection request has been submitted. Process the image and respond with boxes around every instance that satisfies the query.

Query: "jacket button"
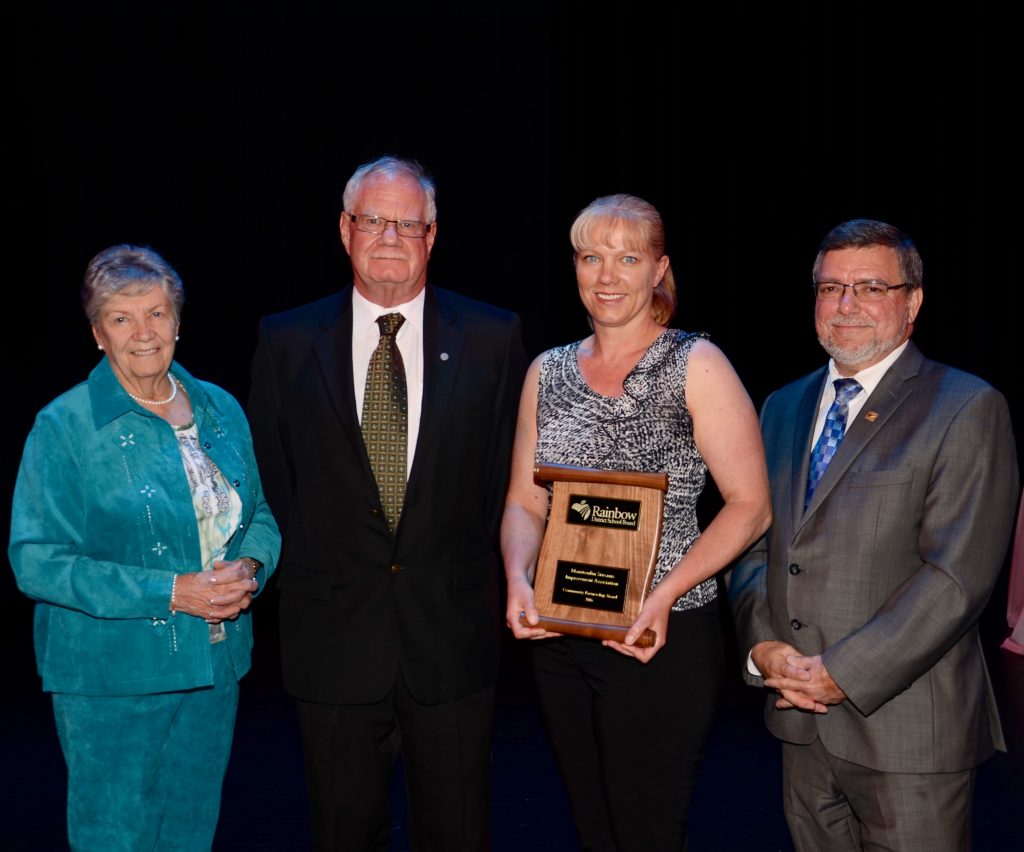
[370,507,381,515]
[204,442,212,449]
[788,563,801,575]
[790,619,802,630]
[233,479,241,487]
[390,563,401,575]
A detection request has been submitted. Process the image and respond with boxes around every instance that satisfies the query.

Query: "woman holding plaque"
[9,244,280,850]
[501,195,770,852]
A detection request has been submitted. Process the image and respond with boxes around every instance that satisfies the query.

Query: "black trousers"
[295,671,495,852]
[532,603,723,852]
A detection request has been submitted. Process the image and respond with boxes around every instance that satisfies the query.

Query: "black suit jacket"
[249,285,527,705]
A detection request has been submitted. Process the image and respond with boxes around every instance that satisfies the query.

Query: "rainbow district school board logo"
[567,495,641,531]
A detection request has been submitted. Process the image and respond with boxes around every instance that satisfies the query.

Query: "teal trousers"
[52,639,240,851]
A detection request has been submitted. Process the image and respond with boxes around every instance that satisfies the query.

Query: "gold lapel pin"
[864,411,879,422]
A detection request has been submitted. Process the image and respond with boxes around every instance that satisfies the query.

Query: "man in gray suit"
[729,219,1018,851]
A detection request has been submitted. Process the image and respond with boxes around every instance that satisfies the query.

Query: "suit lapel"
[799,344,924,524]
[789,370,828,529]
[312,287,366,458]
[406,286,464,502]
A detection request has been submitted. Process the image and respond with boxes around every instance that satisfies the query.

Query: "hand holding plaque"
[520,463,668,648]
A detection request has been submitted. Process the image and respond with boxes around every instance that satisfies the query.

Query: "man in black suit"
[248,156,527,851]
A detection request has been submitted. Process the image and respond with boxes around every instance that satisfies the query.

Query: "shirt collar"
[351,286,426,337]
[89,358,207,429]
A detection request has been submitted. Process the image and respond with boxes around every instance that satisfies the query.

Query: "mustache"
[827,316,876,328]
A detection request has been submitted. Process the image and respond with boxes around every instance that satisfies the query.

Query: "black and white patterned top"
[535,329,714,611]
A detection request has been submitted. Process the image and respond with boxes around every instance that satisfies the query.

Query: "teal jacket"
[9,359,281,696]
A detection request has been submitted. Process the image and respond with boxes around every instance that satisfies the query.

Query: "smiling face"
[339,172,437,307]
[92,287,179,391]
[814,245,923,375]
[574,221,670,332]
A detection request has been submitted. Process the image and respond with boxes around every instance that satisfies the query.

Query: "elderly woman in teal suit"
[9,244,280,851]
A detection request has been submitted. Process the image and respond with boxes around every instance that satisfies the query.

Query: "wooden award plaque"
[521,463,668,648]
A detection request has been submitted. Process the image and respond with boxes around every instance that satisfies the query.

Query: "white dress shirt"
[351,287,425,479]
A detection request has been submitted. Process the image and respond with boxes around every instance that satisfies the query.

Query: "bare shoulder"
[524,350,550,379]
[687,337,738,376]
[685,337,757,419]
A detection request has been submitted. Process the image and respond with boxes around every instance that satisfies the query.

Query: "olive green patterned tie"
[361,312,407,533]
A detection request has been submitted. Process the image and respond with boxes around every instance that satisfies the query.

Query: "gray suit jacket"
[729,342,1018,772]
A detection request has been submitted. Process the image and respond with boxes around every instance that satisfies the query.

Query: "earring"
[97,345,104,351]
[175,335,179,341]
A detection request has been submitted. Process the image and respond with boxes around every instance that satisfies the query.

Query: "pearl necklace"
[127,373,178,406]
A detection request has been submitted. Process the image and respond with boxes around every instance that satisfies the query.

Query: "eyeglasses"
[812,280,908,301]
[347,213,432,238]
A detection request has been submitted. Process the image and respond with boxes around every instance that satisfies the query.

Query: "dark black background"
[6,2,1022,849]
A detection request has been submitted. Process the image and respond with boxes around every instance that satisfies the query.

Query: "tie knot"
[377,312,405,337]
[833,378,862,404]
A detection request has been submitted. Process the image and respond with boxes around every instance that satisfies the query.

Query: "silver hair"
[82,245,185,324]
[342,156,437,223]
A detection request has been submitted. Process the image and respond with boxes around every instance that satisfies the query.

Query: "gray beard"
[818,333,901,369]
[818,308,910,369]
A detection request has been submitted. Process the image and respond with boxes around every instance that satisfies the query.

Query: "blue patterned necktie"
[361,312,407,533]
[805,378,862,508]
